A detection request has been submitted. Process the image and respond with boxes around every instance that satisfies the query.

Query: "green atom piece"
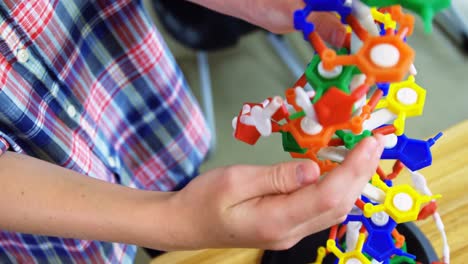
[390,255,416,264]
[336,130,372,149]
[289,111,305,120]
[360,0,451,32]
[305,48,357,103]
[390,254,417,264]
[281,131,308,154]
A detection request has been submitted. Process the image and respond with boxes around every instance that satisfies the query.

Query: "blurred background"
[137,0,468,262]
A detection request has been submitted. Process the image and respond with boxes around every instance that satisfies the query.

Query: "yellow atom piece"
[371,8,397,30]
[310,246,327,264]
[335,13,352,33]
[363,175,441,223]
[326,233,371,264]
[375,75,426,135]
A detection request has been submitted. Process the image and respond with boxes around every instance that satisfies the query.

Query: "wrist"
[128,190,179,250]
[140,186,221,251]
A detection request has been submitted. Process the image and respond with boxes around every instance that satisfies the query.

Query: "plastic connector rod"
[410,170,450,263]
[427,132,443,147]
[317,146,349,162]
[295,87,318,120]
[363,109,398,131]
[346,221,363,252]
[295,87,323,135]
[232,105,252,130]
[410,170,432,196]
[352,0,380,36]
[410,63,418,75]
[433,211,450,264]
[350,74,367,116]
[350,31,364,54]
[350,74,367,91]
[362,182,386,203]
[249,97,283,136]
[237,98,283,137]
[383,133,399,149]
[238,105,255,126]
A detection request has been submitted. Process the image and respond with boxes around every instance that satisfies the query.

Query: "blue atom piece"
[345,214,415,262]
[294,10,315,39]
[379,23,387,35]
[295,0,352,40]
[381,132,443,171]
[377,82,391,96]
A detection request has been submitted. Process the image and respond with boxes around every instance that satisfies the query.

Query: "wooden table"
[151,121,468,264]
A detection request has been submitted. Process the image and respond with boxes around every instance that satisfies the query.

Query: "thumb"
[229,160,320,201]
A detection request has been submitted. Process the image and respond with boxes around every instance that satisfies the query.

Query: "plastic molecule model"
[231,0,451,263]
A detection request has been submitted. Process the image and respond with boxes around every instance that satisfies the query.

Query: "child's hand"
[161,135,385,250]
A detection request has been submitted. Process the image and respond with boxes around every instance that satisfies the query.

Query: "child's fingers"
[309,12,347,47]
[283,135,386,239]
[223,160,320,203]
[267,136,385,229]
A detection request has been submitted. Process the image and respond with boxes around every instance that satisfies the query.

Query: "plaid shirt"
[0,0,210,262]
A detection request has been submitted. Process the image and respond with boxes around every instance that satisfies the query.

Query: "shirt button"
[17,48,29,63]
[66,104,77,118]
[108,157,116,167]
[50,87,58,97]
[50,83,59,97]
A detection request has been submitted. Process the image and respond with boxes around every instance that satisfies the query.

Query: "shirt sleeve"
[0,131,22,156]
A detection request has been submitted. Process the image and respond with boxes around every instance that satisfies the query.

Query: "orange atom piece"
[314,15,415,84]
[290,149,338,173]
[285,87,302,112]
[380,6,415,36]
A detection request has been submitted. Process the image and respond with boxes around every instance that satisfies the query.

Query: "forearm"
[0,151,173,249]
[186,0,302,33]
[187,0,251,21]
[185,0,346,45]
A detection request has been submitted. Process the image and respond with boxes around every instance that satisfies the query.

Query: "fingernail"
[368,136,378,148]
[373,134,386,160]
[296,164,305,186]
[374,134,385,148]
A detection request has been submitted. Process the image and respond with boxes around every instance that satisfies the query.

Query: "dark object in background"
[434,6,468,55]
[261,222,439,264]
[152,0,257,51]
